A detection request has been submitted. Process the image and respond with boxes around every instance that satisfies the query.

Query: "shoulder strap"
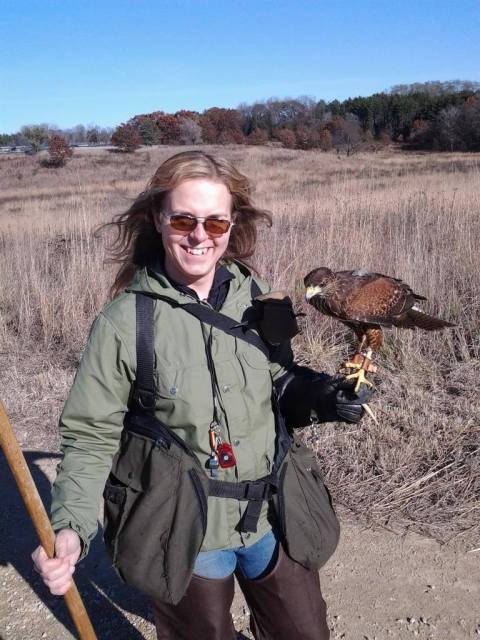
[180,303,270,358]
[149,282,270,357]
[133,293,155,412]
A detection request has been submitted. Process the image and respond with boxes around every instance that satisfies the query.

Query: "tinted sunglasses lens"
[168,215,231,235]
[204,219,231,234]
[169,215,197,232]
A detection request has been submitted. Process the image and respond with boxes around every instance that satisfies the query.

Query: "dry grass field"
[0,144,479,552]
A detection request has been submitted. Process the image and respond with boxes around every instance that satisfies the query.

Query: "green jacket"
[50,261,293,558]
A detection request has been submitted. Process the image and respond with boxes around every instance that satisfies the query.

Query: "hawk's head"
[304,267,336,301]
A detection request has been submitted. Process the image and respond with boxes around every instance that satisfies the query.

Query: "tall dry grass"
[0,145,478,544]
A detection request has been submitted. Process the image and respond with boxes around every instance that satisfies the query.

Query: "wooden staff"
[0,399,97,640]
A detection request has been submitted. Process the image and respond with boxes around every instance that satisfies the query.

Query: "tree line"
[2,80,479,157]
[115,81,480,153]
[0,124,113,150]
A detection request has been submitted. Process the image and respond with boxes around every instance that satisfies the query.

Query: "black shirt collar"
[169,264,235,310]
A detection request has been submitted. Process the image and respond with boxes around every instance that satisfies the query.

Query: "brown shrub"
[42,135,73,167]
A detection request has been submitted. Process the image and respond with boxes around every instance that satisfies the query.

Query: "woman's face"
[154,178,233,288]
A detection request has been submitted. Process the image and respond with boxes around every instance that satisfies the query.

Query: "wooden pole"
[0,400,97,640]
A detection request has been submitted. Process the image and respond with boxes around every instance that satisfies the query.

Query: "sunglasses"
[163,213,234,236]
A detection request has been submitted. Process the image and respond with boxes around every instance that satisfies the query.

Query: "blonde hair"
[101,150,272,297]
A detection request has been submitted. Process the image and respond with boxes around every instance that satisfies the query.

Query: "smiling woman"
[103,150,273,299]
[30,150,372,640]
[154,179,234,299]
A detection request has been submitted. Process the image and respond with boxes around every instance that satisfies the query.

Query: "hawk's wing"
[340,275,414,326]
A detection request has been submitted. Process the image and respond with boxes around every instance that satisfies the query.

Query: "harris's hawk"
[304,267,455,391]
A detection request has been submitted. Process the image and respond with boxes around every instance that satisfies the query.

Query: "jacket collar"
[126,259,249,307]
[168,264,235,309]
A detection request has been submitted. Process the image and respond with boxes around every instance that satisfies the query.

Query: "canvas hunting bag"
[102,289,340,604]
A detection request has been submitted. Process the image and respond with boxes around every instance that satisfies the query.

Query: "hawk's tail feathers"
[404,308,456,330]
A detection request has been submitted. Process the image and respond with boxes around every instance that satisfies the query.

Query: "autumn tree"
[111,123,141,152]
[155,114,182,144]
[318,128,333,151]
[200,108,244,144]
[273,128,296,149]
[299,125,323,149]
[43,135,73,167]
[175,110,201,123]
[217,128,245,144]
[247,128,269,145]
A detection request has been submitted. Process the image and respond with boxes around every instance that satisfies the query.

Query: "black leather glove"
[312,377,375,424]
[276,365,375,428]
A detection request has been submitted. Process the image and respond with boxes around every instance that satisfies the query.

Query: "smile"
[182,246,211,256]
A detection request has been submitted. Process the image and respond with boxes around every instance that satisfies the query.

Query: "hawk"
[304,267,455,391]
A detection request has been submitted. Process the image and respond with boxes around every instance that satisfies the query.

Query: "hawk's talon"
[343,360,361,370]
[340,351,377,393]
[344,367,375,393]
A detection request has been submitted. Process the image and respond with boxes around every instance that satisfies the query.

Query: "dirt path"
[1,453,479,640]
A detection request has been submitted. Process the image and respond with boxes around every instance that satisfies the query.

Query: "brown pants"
[152,544,330,640]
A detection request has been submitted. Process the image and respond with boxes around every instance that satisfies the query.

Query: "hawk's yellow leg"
[343,363,375,393]
[340,346,378,422]
[341,348,377,392]
[341,359,378,423]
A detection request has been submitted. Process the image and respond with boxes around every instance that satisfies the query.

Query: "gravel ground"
[1,453,479,640]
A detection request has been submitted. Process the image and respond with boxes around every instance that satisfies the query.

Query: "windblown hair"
[101,150,272,297]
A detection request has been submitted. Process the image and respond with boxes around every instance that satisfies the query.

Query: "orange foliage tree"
[46,135,73,167]
[273,128,296,149]
[200,108,244,144]
[247,128,269,145]
[111,123,141,152]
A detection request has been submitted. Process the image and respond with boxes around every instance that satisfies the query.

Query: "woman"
[32,150,371,640]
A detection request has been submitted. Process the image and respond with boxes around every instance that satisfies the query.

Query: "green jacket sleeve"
[50,312,135,559]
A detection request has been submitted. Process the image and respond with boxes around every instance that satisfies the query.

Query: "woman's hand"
[277,365,376,427]
[330,381,375,423]
[31,528,82,595]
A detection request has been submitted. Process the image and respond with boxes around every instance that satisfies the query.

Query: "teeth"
[185,247,209,256]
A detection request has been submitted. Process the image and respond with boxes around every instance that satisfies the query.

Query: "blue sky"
[1,0,479,133]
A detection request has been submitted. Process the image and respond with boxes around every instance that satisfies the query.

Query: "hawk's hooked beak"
[305,285,322,301]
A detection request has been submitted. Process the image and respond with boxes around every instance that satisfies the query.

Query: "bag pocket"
[103,475,141,566]
[274,439,340,570]
[103,429,209,604]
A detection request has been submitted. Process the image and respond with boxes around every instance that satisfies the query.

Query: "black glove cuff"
[275,365,337,429]
[276,366,375,429]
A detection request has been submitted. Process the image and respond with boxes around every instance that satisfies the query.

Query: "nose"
[189,220,209,243]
